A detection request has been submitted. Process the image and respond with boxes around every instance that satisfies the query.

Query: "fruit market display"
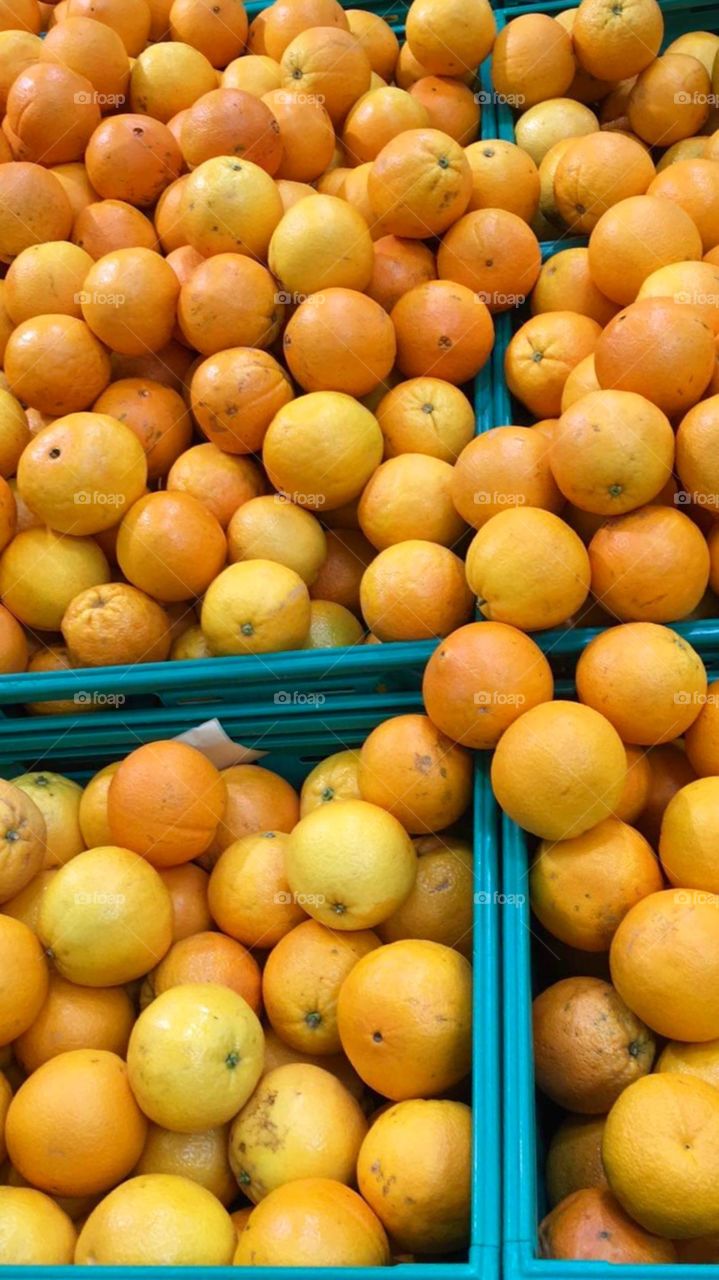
[0,728,474,1265]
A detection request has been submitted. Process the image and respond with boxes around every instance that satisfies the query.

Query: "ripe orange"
[0,161,73,261]
[437,208,540,313]
[41,15,129,107]
[358,453,465,549]
[74,199,158,257]
[4,241,92,324]
[134,1123,236,1206]
[378,835,473,957]
[228,495,326,585]
[223,53,282,96]
[6,62,100,166]
[11,770,83,870]
[262,91,335,183]
[367,235,436,313]
[408,76,479,145]
[0,1186,77,1265]
[180,155,283,259]
[149,930,261,1014]
[211,764,300,856]
[635,742,696,848]
[129,40,216,120]
[368,128,472,238]
[14,974,135,1073]
[85,114,182,207]
[546,1115,609,1208]
[572,0,663,80]
[588,195,703,306]
[360,540,472,641]
[82,247,180,356]
[93,377,191,480]
[376,376,473,461]
[0,387,31,478]
[169,0,248,65]
[159,862,212,942]
[233,1179,389,1267]
[263,391,383,512]
[452,427,562,529]
[117,491,227,603]
[594,297,715,417]
[505,311,601,417]
[553,132,655,235]
[208,831,306,947]
[178,254,281,356]
[268,194,373,295]
[5,315,110,415]
[108,740,226,867]
[283,289,396,397]
[262,0,348,60]
[0,914,48,1043]
[279,27,371,126]
[200,560,311,655]
[392,279,494,383]
[539,1188,677,1263]
[531,248,619,325]
[628,56,711,147]
[358,713,472,834]
[346,9,398,80]
[405,0,494,76]
[190,348,293,456]
[342,87,428,165]
[649,159,719,254]
[61,582,170,667]
[589,506,710,622]
[0,603,27,675]
[492,14,574,107]
[0,527,110,631]
[168,445,264,530]
[180,88,282,173]
[75,1172,236,1265]
[464,138,540,222]
[637,260,719,335]
[659,776,719,892]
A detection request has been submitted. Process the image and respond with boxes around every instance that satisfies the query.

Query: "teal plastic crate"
[0,714,501,1280]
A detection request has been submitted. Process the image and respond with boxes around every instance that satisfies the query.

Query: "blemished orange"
[408,76,479,145]
[358,453,465,549]
[546,1115,609,1208]
[602,1073,719,1237]
[134,1123,236,1207]
[6,1049,147,1197]
[572,0,663,80]
[376,376,473,461]
[233,1179,389,1267]
[360,540,473,641]
[553,132,655,235]
[342,87,428,165]
[282,289,396,397]
[299,751,361,817]
[159,863,212,942]
[466,507,591,632]
[588,195,703,306]
[530,818,663,952]
[533,976,655,1113]
[346,9,398,79]
[211,764,300,856]
[73,200,158,258]
[108,740,226,867]
[422,620,554,749]
[262,0,348,60]
[451,426,562,529]
[11,769,84,870]
[74,1172,236,1265]
[392,280,494,384]
[178,254,281,356]
[262,91,335,184]
[180,88,282,173]
[464,138,540,223]
[504,311,601,418]
[169,0,248,66]
[659,776,719,891]
[5,315,110,415]
[228,496,327,585]
[649,159,719,254]
[539,1188,677,1263]
[552,390,675,515]
[85,114,182,207]
[576,623,707,746]
[437,208,541,313]
[594,297,715,418]
[491,700,627,840]
[368,128,472,238]
[191,349,293,456]
[262,922,380,1055]
[208,831,306,947]
[149,930,261,1015]
[14,974,135,1073]
[531,248,619,325]
[358,1099,471,1254]
[180,155,282,260]
[117,491,227,604]
[0,161,73,261]
[263,391,383,512]
[337,939,471,1099]
[62,581,170,667]
[279,26,371,126]
[200,561,311,656]
[358,714,472,834]
[589,506,710,622]
[167,445,264,530]
[628,56,711,148]
[378,835,473,957]
[0,915,48,1043]
[367,236,437,313]
[0,777,46,903]
[94,377,191,481]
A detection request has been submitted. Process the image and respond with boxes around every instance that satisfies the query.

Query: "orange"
[559,352,600,410]
[635,742,696,848]
[513,99,599,169]
[180,88,283,173]
[0,603,27,674]
[262,90,335,183]
[666,30,719,75]
[73,199,158,257]
[210,764,300,859]
[358,713,472,834]
[378,835,473,957]
[0,387,31,478]
[367,235,436,314]
[260,1026,365,1102]
[4,241,93,324]
[491,700,627,840]
[268,194,373,295]
[5,315,110,415]
[0,528,110,631]
[342,87,428,165]
[40,15,129,108]
[405,0,493,76]
[530,818,662,952]
[134,1124,236,1206]
[228,495,326,584]
[392,279,494,383]
[0,1186,77,1265]
[190,349,293,456]
[167,445,263,530]
[17,411,147,536]
[153,177,190,253]
[613,745,653,825]
[234,1178,389,1267]
[337,939,471,1099]
[263,391,382,511]
[572,0,663,80]
[465,138,540,223]
[638,260,719,334]
[504,311,601,417]
[589,505,710,621]
[346,9,397,79]
[200,560,311,655]
[685,678,719,777]
[0,780,43,902]
[437,208,540,313]
[309,527,374,614]
[492,14,575,108]
[376,376,472,461]
[358,1099,470,1253]
[358,454,465,548]
[77,762,119,850]
[61,582,170,667]
[649,159,719,254]
[85,114,183,207]
[127,983,264,1130]
[552,389,674,515]
[159,863,211,942]
[117,491,226,603]
[108,740,226,867]
[531,248,619,325]
[223,54,282,96]
[75,1173,236,1265]
[553,132,655,235]
[229,1061,367,1201]
[299,751,361,817]
[657,1040,719,1090]
[576,622,707,745]
[588,195,703,306]
[93,377,191,481]
[11,770,83,869]
[82,247,180,356]
[452,426,562,529]
[546,1115,609,1208]
[659,776,719,891]
[149,930,261,1014]
[360,540,472,641]
[170,0,248,66]
[408,76,479,145]
[208,831,306,947]
[64,0,150,54]
[6,1049,147,1197]
[422,620,553,749]
[279,27,371,126]
[0,30,42,111]
[602,1073,719,1236]
[262,0,348,60]
[657,137,709,170]
[51,160,98,219]
[282,289,395,397]
[285,799,416,931]
[276,178,315,210]
[110,338,195,392]
[6,62,100,165]
[466,508,591,632]
[368,128,471,238]
[594,297,714,417]
[180,154,283,260]
[0,915,48,1043]
[14,974,134,1073]
[539,1188,677,1263]
[0,161,73,261]
[305,599,363,647]
[534,976,655,1113]
[628,56,710,147]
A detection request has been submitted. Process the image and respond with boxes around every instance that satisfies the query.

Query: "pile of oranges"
[0,724,474,1265]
